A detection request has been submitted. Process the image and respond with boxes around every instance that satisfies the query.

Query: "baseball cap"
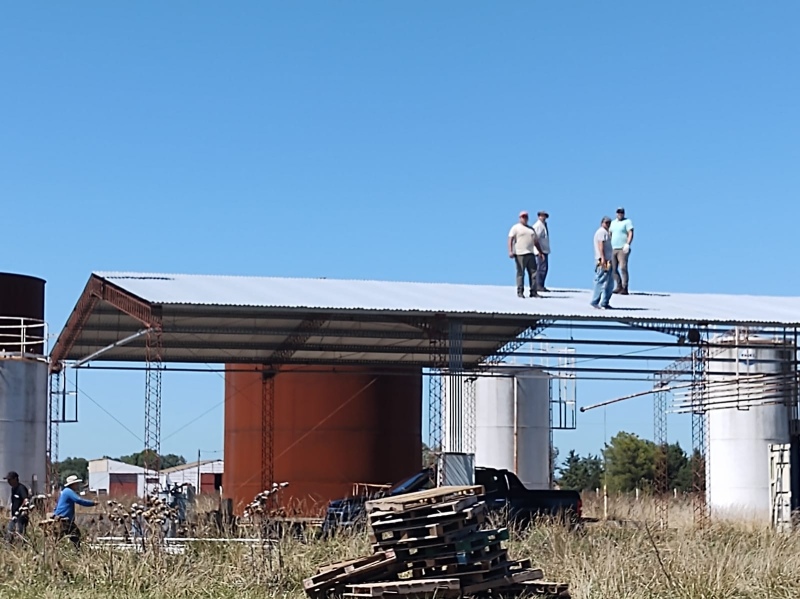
[4,471,19,480]
[602,216,612,223]
[519,210,529,217]
[538,211,549,217]
[616,207,625,213]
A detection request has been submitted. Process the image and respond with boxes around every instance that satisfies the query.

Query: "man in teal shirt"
[609,207,634,294]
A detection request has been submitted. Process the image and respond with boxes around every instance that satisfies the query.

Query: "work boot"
[612,288,622,294]
[517,291,525,298]
[529,290,539,298]
[619,288,629,295]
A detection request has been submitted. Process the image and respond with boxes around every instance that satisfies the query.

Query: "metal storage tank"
[0,273,48,494]
[706,336,794,521]
[474,368,552,489]
[224,365,422,514]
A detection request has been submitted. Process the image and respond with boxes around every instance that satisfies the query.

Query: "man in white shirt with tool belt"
[508,210,543,298]
[532,211,551,292]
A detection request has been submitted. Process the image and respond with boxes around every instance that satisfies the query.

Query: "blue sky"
[2,2,799,468]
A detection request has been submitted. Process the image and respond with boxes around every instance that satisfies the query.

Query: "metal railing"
[0,316,48,357]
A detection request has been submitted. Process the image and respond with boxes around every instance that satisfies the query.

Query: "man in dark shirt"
[4,471,29,541]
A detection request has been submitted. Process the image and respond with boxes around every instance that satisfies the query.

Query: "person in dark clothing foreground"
[4,471,29,542]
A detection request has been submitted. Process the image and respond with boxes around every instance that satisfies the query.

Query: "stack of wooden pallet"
[304,486,569,598]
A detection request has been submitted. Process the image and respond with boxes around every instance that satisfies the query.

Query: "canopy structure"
[49,272,800,368]
[47,272,800,522]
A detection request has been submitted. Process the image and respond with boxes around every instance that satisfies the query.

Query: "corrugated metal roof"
[161,459,223,474]
[96,271,800,325]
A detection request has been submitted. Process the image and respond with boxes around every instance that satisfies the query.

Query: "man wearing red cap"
[508,210,542,298]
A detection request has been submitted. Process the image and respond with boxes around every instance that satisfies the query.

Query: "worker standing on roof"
[508,211,542,298]
[610,207,634,295]
[532,211,550,292]
[591,216,614,310]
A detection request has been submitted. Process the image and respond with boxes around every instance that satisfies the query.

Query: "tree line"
[54,451,187,484]
[557,431,705,493]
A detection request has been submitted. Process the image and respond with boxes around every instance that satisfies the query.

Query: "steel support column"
[261,369,276,493]
[691,337,709,528]
[144,327,164,480]
[47,370,62,491]
[425,318,448,477]
[653,376,669,529]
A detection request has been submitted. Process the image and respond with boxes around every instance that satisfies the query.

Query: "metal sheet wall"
[707,338,793,521]
[224,365,422,514]
[0,358,48,493]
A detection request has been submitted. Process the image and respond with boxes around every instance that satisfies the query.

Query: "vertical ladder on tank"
[769,443,792,532]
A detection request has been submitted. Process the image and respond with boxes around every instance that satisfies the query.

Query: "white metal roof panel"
[95,272,800,326]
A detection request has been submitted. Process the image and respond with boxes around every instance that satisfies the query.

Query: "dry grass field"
[2,495,800,599]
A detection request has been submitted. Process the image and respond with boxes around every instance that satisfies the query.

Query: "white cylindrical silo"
[0,357,48,494]
[475,368,551,489]
[706,336,793,522]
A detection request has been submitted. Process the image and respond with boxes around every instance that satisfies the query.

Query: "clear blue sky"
[2,2,799,468]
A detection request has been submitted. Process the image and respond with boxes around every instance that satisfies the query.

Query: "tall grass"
[2,496,800,599]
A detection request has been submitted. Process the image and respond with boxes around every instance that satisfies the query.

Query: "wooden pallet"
[404,547,508,571]
[344,578,461,598]
[365,486,483,514]
[369,502,486,531]
[461,568,544,595]
[379,528,509,557]
[415,558,532,584]
[370,519,482,546]
[303,550,400,596]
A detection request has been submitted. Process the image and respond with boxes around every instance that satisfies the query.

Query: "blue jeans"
[591,265,614,308]
[536,254,548,289]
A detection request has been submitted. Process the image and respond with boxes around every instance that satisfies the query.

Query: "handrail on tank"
[0,316,48,357]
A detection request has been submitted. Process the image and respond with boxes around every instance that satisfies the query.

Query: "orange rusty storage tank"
[224,365,422,514]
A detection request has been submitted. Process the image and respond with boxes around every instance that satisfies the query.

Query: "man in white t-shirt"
[532,211,551,292]
[508,211,542,298]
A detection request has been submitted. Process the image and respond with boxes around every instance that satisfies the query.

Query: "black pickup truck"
[322,466,581,535]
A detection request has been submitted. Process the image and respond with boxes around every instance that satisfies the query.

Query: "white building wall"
[160,460,224,489]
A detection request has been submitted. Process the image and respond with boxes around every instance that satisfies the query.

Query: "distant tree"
[117,451,186,470]
[557,450,604,491]
[55,457,88,484]
[603,432,655,492]
[550,446,560,483]
[672,448,705,492]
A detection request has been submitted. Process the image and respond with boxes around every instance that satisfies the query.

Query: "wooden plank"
[315,553,386,575]
[366,486,483,514]
[345,579,461,597]
[461,568,544,595]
